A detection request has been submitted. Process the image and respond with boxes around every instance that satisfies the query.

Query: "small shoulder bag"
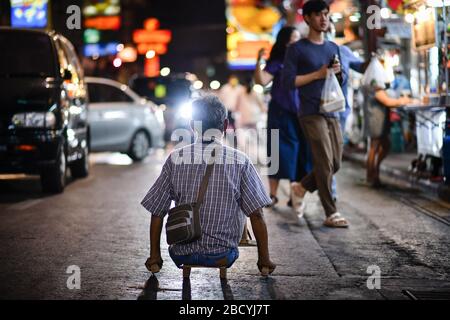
[165,149,215,245]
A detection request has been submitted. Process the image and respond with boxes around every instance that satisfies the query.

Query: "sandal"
[323,212,349,228]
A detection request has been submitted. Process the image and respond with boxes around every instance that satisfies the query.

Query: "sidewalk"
[343,148,450,203]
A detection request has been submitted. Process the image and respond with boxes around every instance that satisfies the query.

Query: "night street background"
[1,151,449,300]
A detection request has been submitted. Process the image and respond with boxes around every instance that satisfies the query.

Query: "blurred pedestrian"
[326,23,366,201]
[141,95,276,275]
[235,79,267,130]
[282,0,349,228]
[218,74,245,131]
[253,26,312,208]
[233,79,267,154]
[363,81,412,187]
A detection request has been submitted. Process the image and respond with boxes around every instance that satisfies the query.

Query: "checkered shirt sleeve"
[140,157,173,217]
[239,159,271,216]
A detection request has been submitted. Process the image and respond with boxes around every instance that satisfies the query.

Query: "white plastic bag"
[361,56,389,89]
[320,69,346,113]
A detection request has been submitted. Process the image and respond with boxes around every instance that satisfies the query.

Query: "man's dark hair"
[302,0,329,17]
[191,95,228,133]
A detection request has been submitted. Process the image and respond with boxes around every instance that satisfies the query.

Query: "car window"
[55,39,69,77]
[0,31,56,77]
[88,83,134,103]
[59,36,84,80]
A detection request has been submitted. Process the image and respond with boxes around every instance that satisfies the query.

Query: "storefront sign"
[84,16,121,30]
[10,0,48,28]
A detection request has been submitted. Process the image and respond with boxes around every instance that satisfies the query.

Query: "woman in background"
[254,26,311,209]
[364,81,412,187]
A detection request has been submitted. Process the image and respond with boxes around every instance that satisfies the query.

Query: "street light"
[210,80,221,90]
[160,67,171,77]
[405,13,415,24]
[193,80,203,90]
[113,58,122,68]
[146,50,156,59]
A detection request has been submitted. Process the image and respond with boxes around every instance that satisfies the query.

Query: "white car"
[86,77,164,161]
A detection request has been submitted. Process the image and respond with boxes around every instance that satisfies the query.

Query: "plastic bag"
[320,69,346,113]
[361,56,389,89]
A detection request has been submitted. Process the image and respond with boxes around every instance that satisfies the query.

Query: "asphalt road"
[1,149,449,300]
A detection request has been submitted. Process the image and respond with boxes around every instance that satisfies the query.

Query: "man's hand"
[316,64,328,80]
[145,256,163,273]
[148,215,163,272]
[257,259,276,274]
[257,48,266,62]
[398,96,412,106]
[331,61,341,74]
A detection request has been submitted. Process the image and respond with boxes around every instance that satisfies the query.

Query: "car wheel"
[70,143,89,178]
[41,146,67,193]
[128,131,150,161]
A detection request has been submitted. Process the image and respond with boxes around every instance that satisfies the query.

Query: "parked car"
[86,77,164,161]
[129,74,196,142]
[0,28,89,193]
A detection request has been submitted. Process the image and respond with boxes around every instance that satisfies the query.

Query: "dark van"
[0,28,89,193]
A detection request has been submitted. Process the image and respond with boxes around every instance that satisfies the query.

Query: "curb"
[343,151,450,203]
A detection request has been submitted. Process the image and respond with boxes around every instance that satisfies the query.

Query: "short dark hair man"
[141,95,276,274]
[282,0,349,227]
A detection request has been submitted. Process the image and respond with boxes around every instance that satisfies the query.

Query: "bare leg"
[374,137,390,185]
[366,138,379,184]
[269,178,279,197]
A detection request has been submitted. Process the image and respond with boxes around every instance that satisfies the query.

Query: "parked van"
[0,28,89,193]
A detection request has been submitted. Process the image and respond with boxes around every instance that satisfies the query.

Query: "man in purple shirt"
[282,0,349,228]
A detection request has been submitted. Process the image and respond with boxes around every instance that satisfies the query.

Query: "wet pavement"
[0,149,449,300]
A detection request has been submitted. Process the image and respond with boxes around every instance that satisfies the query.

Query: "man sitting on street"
[141,95,276,274]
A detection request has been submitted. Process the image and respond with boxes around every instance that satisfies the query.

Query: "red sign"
[144,18,160,31]
[137,43,168,55]
[133,30,172,44]
[145,56,160,77]
[84,16,121,30]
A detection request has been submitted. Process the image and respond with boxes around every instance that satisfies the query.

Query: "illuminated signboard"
[226,0,282,70]
[84,29,101,44]
[133,30,172,44]
[10,0,48,28]
[84,42,119,57]
[137,43,168,55]
[83,0,121,17]
[84,16,121,30]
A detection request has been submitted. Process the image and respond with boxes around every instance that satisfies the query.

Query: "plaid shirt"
[141,141,271,255]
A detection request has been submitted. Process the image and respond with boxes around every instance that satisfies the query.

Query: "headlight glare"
[12,112,56,128]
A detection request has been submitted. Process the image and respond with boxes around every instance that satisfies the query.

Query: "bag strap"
[194,148,216,211]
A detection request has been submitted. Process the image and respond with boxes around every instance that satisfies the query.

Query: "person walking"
[253,26,312,208]
[326,24,366,201]
[218,74,245,145]
[234,78,267,130]
[282,0,348,228]
[141,95,276,274]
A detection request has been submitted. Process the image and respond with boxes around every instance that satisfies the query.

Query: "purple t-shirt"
[264,60,299,114]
